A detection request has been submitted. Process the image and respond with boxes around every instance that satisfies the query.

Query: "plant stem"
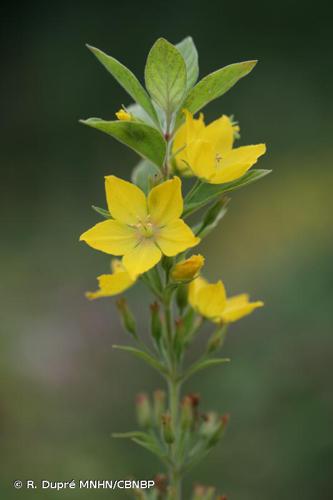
[168,375,181,498]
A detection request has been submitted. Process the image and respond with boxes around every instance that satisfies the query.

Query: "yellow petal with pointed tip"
[148,177,183,226]
[203,115,234,156]
[80,220,137,255]
[122,240,162,278]
[188,140,216,179]
[86,270,136,300]
[155,219,200,257]
[188,276,208,309]
[105,175,147,225]
[222,295,264,323]
[195,281,227,319]
[209,144,266,184]
[173,110,205,174]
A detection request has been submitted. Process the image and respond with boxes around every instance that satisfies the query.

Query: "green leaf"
[184,169,271,217]
[179,60,257,117]
[80,118,166,168]
[193,197,230,237]
[86,44,159,127]
[176,36,199,89]
[112,345,168,376]
[113,431,170,465]
[182,357,230,382]
[92,205,111,219]
[145,38,187,114]
[131,159,161,194]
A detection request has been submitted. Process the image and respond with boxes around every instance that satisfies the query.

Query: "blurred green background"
[1,0,332,498]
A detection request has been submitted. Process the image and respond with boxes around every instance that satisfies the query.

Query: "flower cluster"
[79,36,269,499]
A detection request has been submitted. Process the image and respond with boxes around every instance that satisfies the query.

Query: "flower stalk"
[79,36,270,499]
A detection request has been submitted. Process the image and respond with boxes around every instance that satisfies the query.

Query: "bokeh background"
[1,1,332,498]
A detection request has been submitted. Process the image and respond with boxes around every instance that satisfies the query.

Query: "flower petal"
[188,276,208,309]
[209,144,266,184]
[186,140,216,180]
[80,220,137,255]
[195,281,227,319]
[222,294,264,323]
[148,177,183,226]
[172,109,205,171]
[86,270,136,300]
[122,240,162,278]
[203,115,234,156]
[155,219,200,257]
[105,175,147,224]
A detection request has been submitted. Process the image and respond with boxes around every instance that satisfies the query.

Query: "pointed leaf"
[112,345,168,376]
[92,205,111,219]
[145,38,187,114]
[80,118,166,168]
[87,45,159,126]
[184,169,271,217]
[176,36,199,89]
[183,357,230,381]
[179,60,257,117]
[131,159,161,194]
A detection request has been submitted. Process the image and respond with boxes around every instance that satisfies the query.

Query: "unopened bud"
[181,395,193,430]
[116,298,137,338]
[135,393,151,429]
[188,393,200,408]
[207,325,227,353]
[153,389,166,424]
[161,413,175,444]
[199,412,218,439]
[207,413,230,447]
[154,473,168,493]
[150,302,162,344]
[115,109,131,121]
[193,484,206,499]
[176,284,188,313]
[171,255,205,282]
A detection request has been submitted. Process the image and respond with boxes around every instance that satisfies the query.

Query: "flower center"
[135,216,155,239]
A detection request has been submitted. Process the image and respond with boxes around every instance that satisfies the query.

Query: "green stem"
[168,377,181,498]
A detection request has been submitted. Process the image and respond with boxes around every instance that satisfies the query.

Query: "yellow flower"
[170,254,205,282]
[172,110,266,184]
[80,176,200,278]
[189,276,263,323]
[115,109,131,121]
[86,259,136,300]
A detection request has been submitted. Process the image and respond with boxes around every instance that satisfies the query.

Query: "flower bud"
[199,412,218,439]
[153,389,166,424]
[161,413,175,444]
[207,413,230,447]
[180,395,193,430]
[115,109,131,121]
[176,284,188,313]
[193,484,206,499]
[170,255,205,282]
[193,484,215,500]
[150,302,163,344]
[116,298,137,338]
[135,393,151,429]
[207,325,227,354]
[154,474,168,493]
